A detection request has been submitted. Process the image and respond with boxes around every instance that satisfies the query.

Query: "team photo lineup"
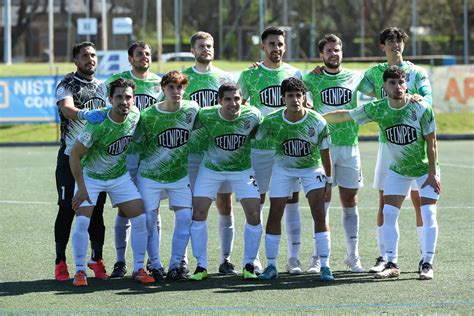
[53,25,440,287]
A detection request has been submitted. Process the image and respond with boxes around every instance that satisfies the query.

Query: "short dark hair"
[160,70,189,87]
[72,42,95,59]
[383,65,407,82]
[218,82,240,99]
[380,27,408,45]
[190,31,214,48]
[281,77,307,96]
[261,26,285,42]
[108,78,136,98]
[127,41,152,57]
[318,34,343,53]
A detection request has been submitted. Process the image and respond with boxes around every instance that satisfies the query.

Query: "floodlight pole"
[3,0,12,64]
[411,0,417,56]
[101,0,108,51]
[464,0,469,64]
[156,0,162,72]
[48,0,54,72]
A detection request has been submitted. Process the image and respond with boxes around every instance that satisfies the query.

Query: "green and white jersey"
[182,66,235,155]
[77,107,140,181]
[183,66,234,107]
[237,63,302,150]
[303,69,363,146]
[358,62,431,101]
[358,61,432,143]
[134,100,200,183]
[197,106,262,172]
[256,108,329,169]
[106,71,161,111]
[350,99,437,177]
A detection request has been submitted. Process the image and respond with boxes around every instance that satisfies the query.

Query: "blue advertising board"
[0,76,108,124]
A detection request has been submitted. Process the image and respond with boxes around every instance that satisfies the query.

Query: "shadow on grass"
[0,270,420,296]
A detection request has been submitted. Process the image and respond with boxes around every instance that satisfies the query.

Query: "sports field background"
[0,140,473,314]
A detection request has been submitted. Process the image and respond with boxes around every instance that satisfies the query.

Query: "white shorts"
[137,175,192,211]
[374,142,418,191]
[188,153,232,194]
[330,144,363,189]
[269,165,327,198]
[193,166,260,200]
[251,148,300,194]
[383,170,440,200]
[76,172,142,208]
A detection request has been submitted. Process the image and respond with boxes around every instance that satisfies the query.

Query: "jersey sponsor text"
[282,139,311,157]
[385,124,417,145]
[135,94,157,111]
[320,87,352,106]
[259,85,283,107]
[157,128,190,148]
[107,136,133,155]
[190,89,218,107]
[215,134,247,151]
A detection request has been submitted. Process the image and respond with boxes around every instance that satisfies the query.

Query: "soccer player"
[357,27,433,273]
[133,71,199,281]
[105,41,162,279]
[257,77,334,282]
[189,83,262,281]
[303,34,365,273]
[54,41,109,282]
[324,66,440,280]
[183,31,238,275]
[237,26,304,274]
[69,78,154,286]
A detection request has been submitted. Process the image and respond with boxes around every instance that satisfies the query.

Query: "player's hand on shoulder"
[249,61,262,69]
[78,109,107,124]
[409,94,424,103]
[311,65,325,75]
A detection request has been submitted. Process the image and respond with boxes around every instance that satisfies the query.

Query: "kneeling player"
[257,77,334,282]
[69,78,154,286]
[189,83,263,280]
[324,66,440,280]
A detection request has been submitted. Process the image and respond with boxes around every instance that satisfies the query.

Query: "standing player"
[256,78,334,282]
[324,66,440,280]
[358,27,433,272]
[303,34,365,273]
[54,41,108,282]
[69,78,154,286]
[105,41,162,279]
[189,83,263,280]
[183,32,238,275]
[237,26,304,274]
[133,71,199,281]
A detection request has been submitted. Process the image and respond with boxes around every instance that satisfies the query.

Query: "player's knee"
[421,204,437,227]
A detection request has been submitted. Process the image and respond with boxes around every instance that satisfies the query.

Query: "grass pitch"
[0,141,473,314]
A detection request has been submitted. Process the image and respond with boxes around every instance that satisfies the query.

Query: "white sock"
[382,205,400,264]
[243,223,263,266]
[421,204,438,264]
[218,214,234,263]
[265,234,281,267]
[171,209,192,268]
[416,226,424,260]
[145,210,161,269]
[190,220,208,269]
[342,206,359,258]
[315,231,331,268]
[377,226,386,259]
[284,202,301,260]
[72,216,91,273]
[129,213,148,273]
[114,215,130,263]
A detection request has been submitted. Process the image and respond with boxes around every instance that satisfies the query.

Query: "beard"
[195,55,212,64]
[323,58,341,69]
[78,64,95,76]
